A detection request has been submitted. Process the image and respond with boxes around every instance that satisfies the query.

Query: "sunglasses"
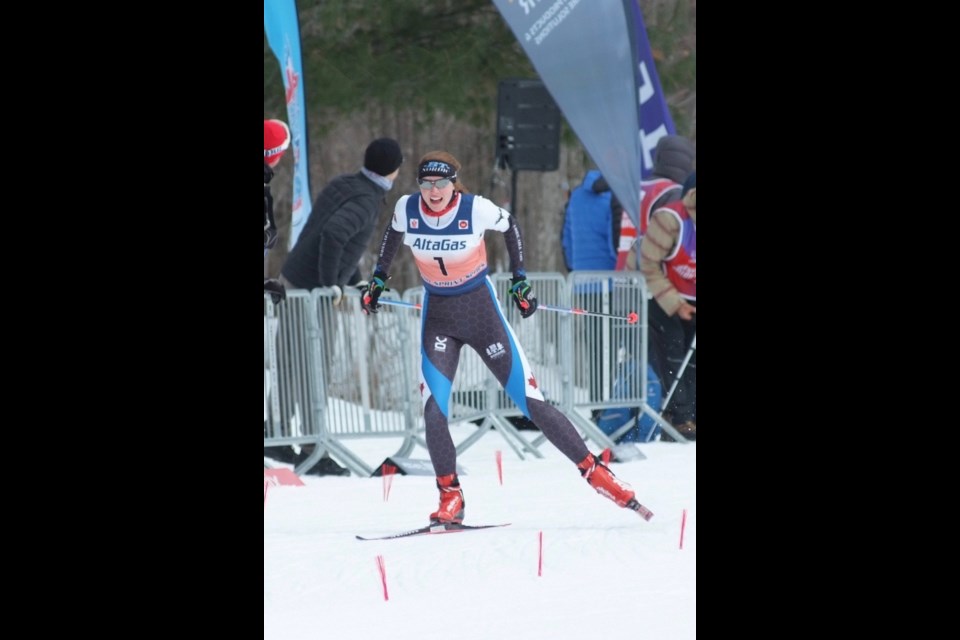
[417,178,454,190]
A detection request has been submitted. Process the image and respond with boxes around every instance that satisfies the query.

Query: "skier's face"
[418,177,455,212]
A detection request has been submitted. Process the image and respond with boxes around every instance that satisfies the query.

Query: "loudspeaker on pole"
[496,78,562,171]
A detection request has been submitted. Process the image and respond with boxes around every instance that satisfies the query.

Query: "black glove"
[264,278,286,305]
[360,271,389,314]
[510,275,538,318]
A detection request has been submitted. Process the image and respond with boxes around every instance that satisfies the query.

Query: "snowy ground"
[264,425,696,640]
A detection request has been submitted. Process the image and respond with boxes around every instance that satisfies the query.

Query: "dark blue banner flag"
[264,0,312,248]
[627,0,676,177]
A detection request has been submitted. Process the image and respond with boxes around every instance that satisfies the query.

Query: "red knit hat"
[264,119,291,164]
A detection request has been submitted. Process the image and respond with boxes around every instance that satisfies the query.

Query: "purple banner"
[627,0,676,178]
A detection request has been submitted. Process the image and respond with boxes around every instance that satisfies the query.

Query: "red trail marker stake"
[680,509,687,550]
[495,450,503,486]
[382,463,397,502]
[538,531,543,577]
[376,555,389,601]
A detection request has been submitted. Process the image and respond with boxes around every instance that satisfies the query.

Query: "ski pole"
[661,333,696,412]
[378,298,639,325]
[537,303,639,324]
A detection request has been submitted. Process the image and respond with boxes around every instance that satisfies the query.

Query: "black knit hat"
[653,135,695,184]
[364,138,403,176]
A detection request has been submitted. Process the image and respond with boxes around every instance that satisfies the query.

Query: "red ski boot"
[577,453,654,520]
[429,473,465,524]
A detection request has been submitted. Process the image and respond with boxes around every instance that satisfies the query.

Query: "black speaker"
[496,78,562,171]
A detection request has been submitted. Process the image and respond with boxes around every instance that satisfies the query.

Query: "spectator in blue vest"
[560,170,624,403]
[561,170,623,271]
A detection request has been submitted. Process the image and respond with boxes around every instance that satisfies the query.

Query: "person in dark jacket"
[280,138,404,304]
[274,137,404,476]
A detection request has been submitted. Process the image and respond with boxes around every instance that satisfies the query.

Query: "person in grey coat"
[274,137,403,476]
[281,138,404,303]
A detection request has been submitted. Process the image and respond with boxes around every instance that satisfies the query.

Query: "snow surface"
[264,424,695,639]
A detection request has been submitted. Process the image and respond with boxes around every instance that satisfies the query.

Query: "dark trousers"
[647,300,696,424]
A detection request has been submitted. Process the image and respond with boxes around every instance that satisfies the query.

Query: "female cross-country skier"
[360,150,651,524]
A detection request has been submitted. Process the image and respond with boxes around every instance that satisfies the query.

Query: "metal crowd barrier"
[562,271,685,442]
[264,271,689,477]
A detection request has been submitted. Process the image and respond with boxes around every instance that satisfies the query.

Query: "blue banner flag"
[492,0,675,229]
[264,0,312,249]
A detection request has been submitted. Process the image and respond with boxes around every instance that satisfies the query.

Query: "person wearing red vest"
[616,135,695,270]
[639,171,696,440]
